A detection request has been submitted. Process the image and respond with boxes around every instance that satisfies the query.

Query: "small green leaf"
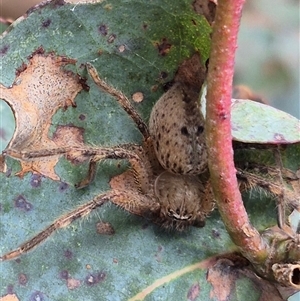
[231,99,300,144]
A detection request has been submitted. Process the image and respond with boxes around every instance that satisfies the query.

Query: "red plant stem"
[206,0,267,262]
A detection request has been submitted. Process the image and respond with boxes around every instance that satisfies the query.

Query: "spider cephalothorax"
[1,62,214,261]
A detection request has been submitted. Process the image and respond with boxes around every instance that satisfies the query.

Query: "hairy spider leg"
[86,63,150,140]
[80,63,157,187]
[0,188,158,261]
[236,168,300,213]
[74,146,154,192]
[1,146,158,261]
[7,144,154,193]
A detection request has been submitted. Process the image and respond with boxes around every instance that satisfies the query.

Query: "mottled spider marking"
[149,83,207,175]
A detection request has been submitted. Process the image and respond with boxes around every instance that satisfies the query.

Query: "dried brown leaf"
[207,258,284,301]
[0,52,84,180]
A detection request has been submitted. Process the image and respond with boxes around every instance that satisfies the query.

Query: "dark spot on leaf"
[79,114,86,121]
[160,71,168,79]
[60,270,69,280]
[155,38,172,56]
[212,229,221,238]
[181,126,189,136]
[196,125,204,135]
[187,282,200,301]
[64,249,73,259]
[274,133,287,142]
[30,291,45,301]
[142,222,149,229]
[42,19,51,28]
[85,271,106,286]
[98,24,108,36]
[15,258,21,264]
[0,128,6,140]
[191,19,197,26]
[107,34,116,43]
[78,75,90,91]
[142,22,148,30]
[18,273,28,285]
[51,0,65,8]
[7,284,14,294]
[30,174,42,188]
[14,195,33,212]
[0,45,9,56]
[59,182,69,192]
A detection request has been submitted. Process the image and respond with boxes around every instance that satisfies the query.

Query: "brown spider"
[1,63,215,261]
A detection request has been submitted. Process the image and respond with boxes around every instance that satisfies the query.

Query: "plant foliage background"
[0,1,299,301]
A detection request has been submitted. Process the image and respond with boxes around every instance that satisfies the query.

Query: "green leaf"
[231,99,300,144]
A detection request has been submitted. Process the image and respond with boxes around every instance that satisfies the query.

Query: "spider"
[1,62,215,261]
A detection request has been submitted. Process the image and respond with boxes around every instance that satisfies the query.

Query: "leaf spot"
[78,114,86,121]
[30,291,45,301]
[85,271,106,286]
[30,174,42,188]
[187,282,200,301]
[41,19,51,28]
[274,133,287,142]
[132,92,144,103]
[0,45,9,56]
[18,273,28,285]
[64,249,73,259]
[58,182,69,192]
[98,24,108,36]
[14,195,33,212]
[155,38,172,56]
[107,34,116,44]
[60,270,69,280]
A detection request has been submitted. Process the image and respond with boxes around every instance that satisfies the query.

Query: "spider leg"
[6,145,153,193]
[236,168,300,229]
[74,146,153,193]
[0,189,159,261]
[86,63,150,140]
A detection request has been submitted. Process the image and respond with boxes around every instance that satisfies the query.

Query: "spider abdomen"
[149,82,207,175]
